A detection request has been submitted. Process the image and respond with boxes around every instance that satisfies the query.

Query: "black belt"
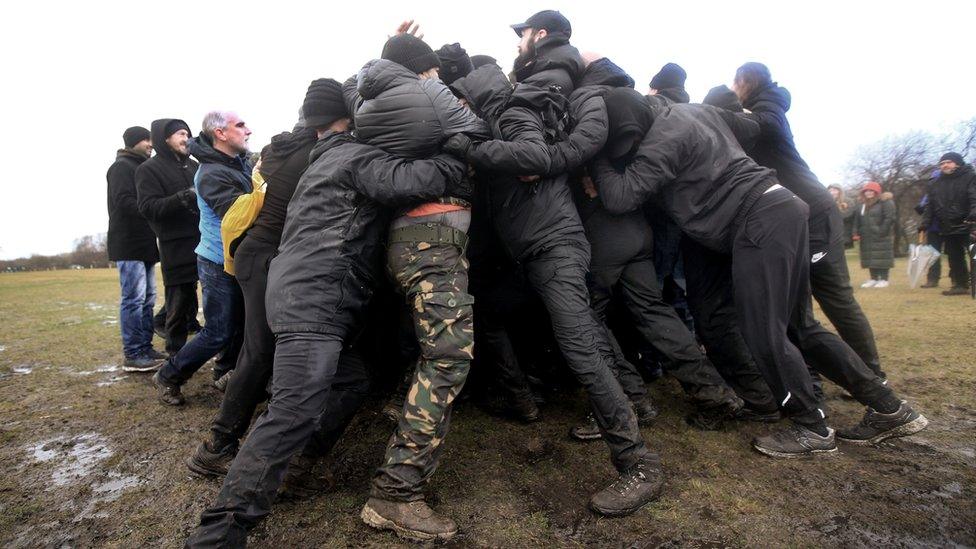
[389,223,469,250]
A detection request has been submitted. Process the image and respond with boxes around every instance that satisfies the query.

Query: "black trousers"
[809,208,884,378]
[523,242,650,472]
[188,333,369,547]
[163,282,198,354]
[589,257,736,406]
[682,239,778,413]
[733,189,893,425]
[944,233,971,289]
[925,230,943,285]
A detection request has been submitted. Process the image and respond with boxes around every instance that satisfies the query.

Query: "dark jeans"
[869,268,889,280]
[944,233,971,289]
[163,282,199,354]
[589,257,733,405]
[925,231,943,285]
[188,333,366,548]
[158,256,243,386]
[524,243,650,472]
[732,189,892,425]
[117,260,157,358]
[809,208,884,378]
[682,238,778,412]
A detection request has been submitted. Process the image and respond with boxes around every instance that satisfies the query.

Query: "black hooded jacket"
[107,149,158,262]
[247,128,317,248]
[265,132,467,336]
[451,64,588,261]
[513,34,584,95]
[592,103,776,254]
[741,83,835,217]
[135,118,200,284]
[922,163,976,235]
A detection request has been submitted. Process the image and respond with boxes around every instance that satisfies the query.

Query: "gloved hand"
[442,133,472,160]
[179,187,197,209]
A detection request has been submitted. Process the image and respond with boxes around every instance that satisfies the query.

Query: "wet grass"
[0,257,974,547]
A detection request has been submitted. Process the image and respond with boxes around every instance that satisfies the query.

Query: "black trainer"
[122,355,162,373]
[186,441,237,477]
[589,457,664,517]
[752,424,837,458]
[837,401,928,445]
[569,414,602,441]
[734,406,782,423]
[510,393,541,423]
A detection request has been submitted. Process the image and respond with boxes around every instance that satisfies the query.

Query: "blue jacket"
[187,134,252,265]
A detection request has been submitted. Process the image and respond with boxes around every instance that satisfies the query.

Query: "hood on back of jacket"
[188,131,248,168]
[150,118,191,162]
[513,35,583,95]
[568,57,635,111]
[449,64,513,123]
[605,87,657,160]
[260,127,318,179]
[743,82,791,113]
[656,87,690,104]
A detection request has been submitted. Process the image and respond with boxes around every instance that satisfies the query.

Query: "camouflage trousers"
[371,237,474,501]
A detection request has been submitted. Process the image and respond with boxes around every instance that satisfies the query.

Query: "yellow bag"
[221,171,266,275]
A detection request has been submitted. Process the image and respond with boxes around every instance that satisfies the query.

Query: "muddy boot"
[151,371,184,406]
[186,440,237,477]
[631,396,658,426]
[361,497,458,542]
[837,401,928,445]
[752,423,837,458]
[279,453,335,500]
[213,370,232,392]
[685,387,743,430]
[589,457,664,517]
[382,370,412,422]
[510,392,541,423]
[569,413,602,441]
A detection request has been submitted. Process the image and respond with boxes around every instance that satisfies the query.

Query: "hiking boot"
[186,440,237,477]
[361,497,458,542]
[213,370,232,392]
[570,414,602,441]
[589,458,664,517]
[752,424,837,458]
[631,396,659,426]
[122,355,162,373]
[151,370,184,406]
[279,453,335,500]
[942,287,969,296]
[382,389,407,423]
[510,393,541,423]
[734,406,782,423]
[836,401,928,445]
[686,394,743,431]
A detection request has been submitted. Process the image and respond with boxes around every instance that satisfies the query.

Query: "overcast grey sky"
[2,0,973,259]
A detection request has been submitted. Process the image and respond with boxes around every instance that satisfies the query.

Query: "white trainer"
[860,280,878,288]
[874,280,889,288]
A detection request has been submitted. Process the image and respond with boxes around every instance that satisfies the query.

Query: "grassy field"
[0,256,974,548]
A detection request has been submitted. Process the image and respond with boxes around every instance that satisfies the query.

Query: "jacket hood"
[116,149,148,163]
[268,127,318,158]
[656,87,690,104]
[578,57,635,89]
[357,59,419,100]
[150,118,191,162]
[513,36,583,94]
[450,64,513,122]
[188,132,247,168]
[744,82,791,112]
[604,87,657,160]
[308,131,355,164]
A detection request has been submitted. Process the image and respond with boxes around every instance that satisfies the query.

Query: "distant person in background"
[915,170,943,288]
[828,184,855,249]
[107,126,165,372]
[854,181,895,288]
[136,119,201,356]
[920,152,976,296]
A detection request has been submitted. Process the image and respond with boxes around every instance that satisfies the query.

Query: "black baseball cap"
[511,10,571,37]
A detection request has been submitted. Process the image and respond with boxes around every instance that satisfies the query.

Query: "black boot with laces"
[589,456,664,517]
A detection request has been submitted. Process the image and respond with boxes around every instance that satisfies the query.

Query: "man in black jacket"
[732,62,885,380]
[922,152,976,295]
[136,119,200,356]
[107,126,163,372]
[593,88,927,458]
[186,117,467,549]
[444,11,664,518]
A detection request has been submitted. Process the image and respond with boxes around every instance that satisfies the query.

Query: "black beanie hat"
[381,34,441,75]
[470,55,499,69]
[163,119,191,139]
[605,87,656,160]
[649,62,687,91]
[302,78,348,129]
[436,43,473,86]
[123,126,151,148]
[702,85,743,113]
[940,152,966,166]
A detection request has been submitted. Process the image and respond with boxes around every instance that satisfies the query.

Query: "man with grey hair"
[151,111,253,405]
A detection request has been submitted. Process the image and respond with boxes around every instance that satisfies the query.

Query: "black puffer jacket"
[107,149,158,262]
[592,103,776,254]
[135,119,200,284]
[742,83,835,217]
[247,128,317,248]
[922,164,976,236]
[513,34,584,95]
[266,132,466,336]
[454,68,588,261]
[346,59,487,160]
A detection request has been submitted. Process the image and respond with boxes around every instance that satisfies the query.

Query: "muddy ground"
[1,258,974,548]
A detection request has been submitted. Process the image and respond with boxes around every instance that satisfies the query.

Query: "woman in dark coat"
[855,181,896,287]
